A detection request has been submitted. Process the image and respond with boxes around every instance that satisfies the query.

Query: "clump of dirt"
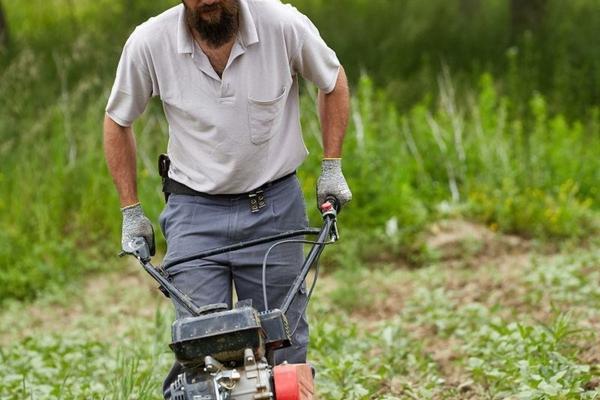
[578,315,600,367]
[584,379,600,390]
[425,219,530,268]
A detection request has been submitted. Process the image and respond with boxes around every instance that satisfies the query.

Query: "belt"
[163,172,296,200]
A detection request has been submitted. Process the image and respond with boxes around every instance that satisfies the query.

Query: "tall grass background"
[0,0,598,301]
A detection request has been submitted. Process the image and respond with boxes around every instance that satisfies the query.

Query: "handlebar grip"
[326,196,341,212]
[321,196,341,214]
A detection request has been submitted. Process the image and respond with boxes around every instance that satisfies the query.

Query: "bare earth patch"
[0,259,168,345]
[425,219,530,266]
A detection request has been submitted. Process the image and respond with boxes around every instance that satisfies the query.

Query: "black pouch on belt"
[158,154,171,202]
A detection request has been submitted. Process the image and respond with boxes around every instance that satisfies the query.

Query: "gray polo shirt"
[106,0,340,194]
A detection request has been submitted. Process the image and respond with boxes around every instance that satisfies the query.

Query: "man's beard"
[184,0,240,48]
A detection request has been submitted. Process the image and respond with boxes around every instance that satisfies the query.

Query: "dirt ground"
[2,219,598,398]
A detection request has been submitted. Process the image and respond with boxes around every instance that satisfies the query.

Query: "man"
[103,0,351,397]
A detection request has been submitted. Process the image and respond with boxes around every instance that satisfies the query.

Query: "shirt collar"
[177,1,259,54]
[238,0,259,48]
[177,5,193,54]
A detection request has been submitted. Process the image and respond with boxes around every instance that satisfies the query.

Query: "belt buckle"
[249,190,266,213]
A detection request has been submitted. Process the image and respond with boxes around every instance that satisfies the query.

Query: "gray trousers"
[159,174,309,396]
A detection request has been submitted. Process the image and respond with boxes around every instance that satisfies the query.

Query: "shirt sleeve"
[105,30,153,127]
[290,15,341,94]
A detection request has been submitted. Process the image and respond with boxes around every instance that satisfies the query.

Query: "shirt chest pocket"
[247,86,287,145]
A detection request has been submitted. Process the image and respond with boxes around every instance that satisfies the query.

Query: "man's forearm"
[318,66,350,158]
[103,114,139,207]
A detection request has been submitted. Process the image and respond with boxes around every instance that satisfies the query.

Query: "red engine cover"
[273,364,314,400]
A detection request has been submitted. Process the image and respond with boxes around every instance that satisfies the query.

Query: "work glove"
[121,203,155,256]
[316,158,352,210]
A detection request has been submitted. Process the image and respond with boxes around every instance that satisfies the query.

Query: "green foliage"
[290,0,600,117]
[395,250,600,398]
[310,316,446,398]
[469,180,595,239]
[522,251,600,307]
[466,316,596,398]
[309,73,598,244]
[0,309,172,399]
